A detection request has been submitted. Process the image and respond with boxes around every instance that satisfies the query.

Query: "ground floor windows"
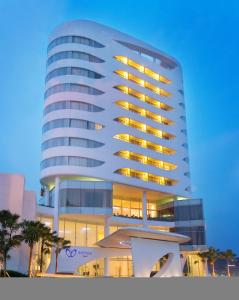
[77,259,104,277]
[77,256,133,277]
[58,220,123,247]
[59,220,104,247]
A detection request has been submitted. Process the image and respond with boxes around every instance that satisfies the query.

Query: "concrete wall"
[0,173,37,274]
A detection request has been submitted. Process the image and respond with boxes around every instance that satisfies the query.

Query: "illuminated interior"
[77,257,133,277]
[114,133,176,155]
[114,150,177,171]
[114,85,173,111]
[114,117,175,140]
[113,198,160,219]
[115,168,177,186]
[115,100,174,125]
[112,183,174,221]
[114,55,172,84]
[115,70,172,97]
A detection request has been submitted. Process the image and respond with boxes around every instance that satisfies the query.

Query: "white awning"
[96,227,190,248]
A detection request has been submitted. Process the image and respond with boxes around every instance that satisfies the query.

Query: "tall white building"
[38,20,206,277]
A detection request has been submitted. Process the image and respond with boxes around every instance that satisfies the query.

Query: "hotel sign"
[65,248,93,258]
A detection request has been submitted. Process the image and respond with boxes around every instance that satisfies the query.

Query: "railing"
[113,212,175,222]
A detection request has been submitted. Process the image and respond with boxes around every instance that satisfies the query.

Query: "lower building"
[0,174,37,274]
[0,173,206,277]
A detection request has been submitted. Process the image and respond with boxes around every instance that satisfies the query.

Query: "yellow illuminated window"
[115,70,172,97]
[114,150,177,171]
[114,117,175,140]
[115,168,177,186]
[114,56,172,84]
[115,101,174,126]
[114,85,173,111]
[114,134,176,155]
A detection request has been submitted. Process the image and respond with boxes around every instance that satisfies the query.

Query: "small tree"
[206,247,220,277]
[53,235,70,273]
[198,252,209,276]
[38,226,55,273]
[220,249,237,277]
[0,210,22,277]
[21,220,45,277]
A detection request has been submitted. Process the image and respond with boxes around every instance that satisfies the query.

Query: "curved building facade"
[38,20,205,277]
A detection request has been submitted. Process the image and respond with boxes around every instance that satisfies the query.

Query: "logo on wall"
[65,248,77,258]
[78,251,92,258]
[65,248,93,258]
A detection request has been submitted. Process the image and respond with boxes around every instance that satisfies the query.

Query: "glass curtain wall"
[59,219,104,247]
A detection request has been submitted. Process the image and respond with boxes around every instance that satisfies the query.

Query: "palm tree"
[220,249,237,277]
[38,225,55,273]
[206,247,220,277]
[52,235,70,273]
[0,210,22,277]
[198,252,209,276]
[194,260,200,276]
[21,220,45,277]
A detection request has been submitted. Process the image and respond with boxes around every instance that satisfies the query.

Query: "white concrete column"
[45,186,49,206]
[53,176,60,233]
[142,191,147,227]
[104,216,110,277]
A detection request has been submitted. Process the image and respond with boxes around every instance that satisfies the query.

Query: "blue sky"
[0,0,238,253]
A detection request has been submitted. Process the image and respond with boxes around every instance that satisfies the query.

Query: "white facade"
[41,20,190,196]
[38,20,198,277]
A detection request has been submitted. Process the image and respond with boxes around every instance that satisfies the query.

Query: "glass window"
[64,220,76,246]
[48,36,105,52]
[59,219,65,238]
[59,187,111,208]
[109,256,133,277]
[42,118,104,133]
[42,137,104,150]
[75,223,87,246]
[97,225,104,241]
[40,156,104,169]
[44,83,104,99]
[45,67,103,82]
[87,224,97,246]
[47,51,104,66]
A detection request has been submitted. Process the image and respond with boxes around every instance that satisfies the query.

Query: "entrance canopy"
[96,227,190,249]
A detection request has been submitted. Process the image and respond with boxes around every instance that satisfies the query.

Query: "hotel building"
[37,20,206,277]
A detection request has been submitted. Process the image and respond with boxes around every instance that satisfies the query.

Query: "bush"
[0,270,28,277]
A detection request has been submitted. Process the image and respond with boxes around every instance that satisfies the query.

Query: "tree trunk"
[40,241,44,273]
[55,252,58,274]
[204,258,209,276]
[198,263,200,276]
[28,246,33,277]
[227,263,231,277]
[3,251,7,277]
[212,263,216,277]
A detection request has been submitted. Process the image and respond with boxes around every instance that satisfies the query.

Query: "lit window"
[115,70,171,97]
[114,117,175,140]
[114,86,173,111]
[115,150,177,171]
[115,168,177,186]
[115,56,172,84]
[114,134,176,155]
[115,101,173,125]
